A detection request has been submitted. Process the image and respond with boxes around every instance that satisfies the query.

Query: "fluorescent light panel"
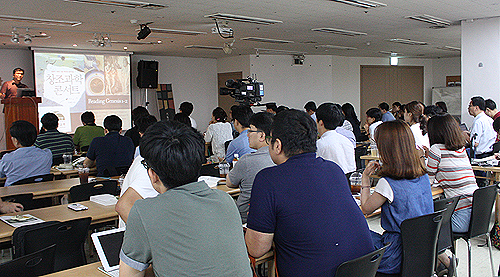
[379,51,401,55]
[255,48,306,54]
[205,13,282,25]
[241,37,293,44]
[329,0,387,9]
[148,28,206,36]
[63,0,166,9]
[112,40,160,45]
[311,27,366,36]
[0,15,81,27]
[185,45,223,50]
[406,14,451,26]
[388,38,427,45]
[316,44,357,50]
[436,46,461,52]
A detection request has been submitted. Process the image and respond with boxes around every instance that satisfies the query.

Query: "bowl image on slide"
[86,70,105,95]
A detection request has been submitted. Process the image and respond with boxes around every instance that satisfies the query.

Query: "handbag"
[490,221,500,250]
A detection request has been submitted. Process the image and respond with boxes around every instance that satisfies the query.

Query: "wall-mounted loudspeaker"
[137,60,158,88]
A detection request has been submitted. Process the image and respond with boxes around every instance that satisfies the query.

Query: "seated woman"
[403,101,430,150]
[426,113,478,274]
[342,102,368,142]
[204,107,233,161]
[361,120,434,275]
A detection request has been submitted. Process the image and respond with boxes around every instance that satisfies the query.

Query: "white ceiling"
[0,0,499,59]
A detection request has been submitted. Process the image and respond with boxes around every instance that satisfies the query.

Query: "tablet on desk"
[91,227,125,277]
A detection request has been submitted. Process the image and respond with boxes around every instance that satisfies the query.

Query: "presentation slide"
[33,51,131,133]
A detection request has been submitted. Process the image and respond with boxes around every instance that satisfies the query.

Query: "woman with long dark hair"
[403,101,429,150]
[342,103,368,142]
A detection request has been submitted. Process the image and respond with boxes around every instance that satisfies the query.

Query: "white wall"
[461,17,500,127]
[131,55,218,131]
[432,57,461,88]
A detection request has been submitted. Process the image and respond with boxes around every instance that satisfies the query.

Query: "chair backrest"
[200,163,220,177]
[1,193,34,211]
[12,217,91,272]
[433,196,460,253]
[400,210,444,277]
[11,173,55,186]
[335,245,388,277]
[102,165,130,177]
[0,244,56,276]
[469,185,498,238]
[69,180,119,202]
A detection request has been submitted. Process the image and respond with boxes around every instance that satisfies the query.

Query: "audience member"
[316,103,356,174]
[35,113,74,165]
[0,68,27,99]
[245,109,374,276]
[485,99,500,120]
[426,114,477,275]
[125,106,149,148]
[265,102,277,115]
[494,117,500,153]
[364,107,383,142]
[73,111,104,152]
[1,120,52,186]
[423,104,443,121]
[391,101,402,114]
[276,105,289,114]
[226,112,275,223]
[205,107,233,160]
[361,120,433,275]
[119,121,252,276]
[435,101,448,113]
[84,115,135,176]
[225,105,255,162]
[334,103,353,133]
[403,101,430,150]
[379,102,396,122]
[342,103,368,142]
[172,113,191,127]
[304,101,317,122]
[179,101,197,129]
[134,115,158,158]
[468,96,496,158]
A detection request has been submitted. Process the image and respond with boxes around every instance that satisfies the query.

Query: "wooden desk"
[360,154,379,166]
[0,200,118,244]
[0,178,81,199]
[43,262,104,277]
[471,165,500,186]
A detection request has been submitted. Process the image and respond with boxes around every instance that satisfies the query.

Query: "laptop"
[91,227,125,277]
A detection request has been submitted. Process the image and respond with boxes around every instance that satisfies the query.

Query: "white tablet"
[91,227,125,276]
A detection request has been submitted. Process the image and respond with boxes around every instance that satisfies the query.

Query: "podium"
[1,97,42,150]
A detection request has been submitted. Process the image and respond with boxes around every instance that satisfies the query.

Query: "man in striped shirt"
[35,113,74,165]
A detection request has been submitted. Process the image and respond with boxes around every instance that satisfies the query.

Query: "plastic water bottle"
[349,171,363,193]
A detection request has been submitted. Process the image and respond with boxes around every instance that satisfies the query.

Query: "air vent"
[185,45,223,50]
[205,13,282,25]
[436,46,461,52]
[316,45,357,50]
[407,14,451,27]
[255,48,306,54]
[0,15,81,26]
[388,38,428,45]
[63,0,166,9]
[241,37,293,44]
[311,28,367,36]
[329,0,387,9]
[148,28,206,36]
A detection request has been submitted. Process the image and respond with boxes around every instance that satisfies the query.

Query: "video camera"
[219,77,264,104]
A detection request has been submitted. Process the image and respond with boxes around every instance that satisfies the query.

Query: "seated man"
[316,103,356,175]
[119,121,252,276]
[84,115,134,177]
[35,113,74,165]
[1,120,52,186]
[245,109,373,276]
[226,112,275,223]
[179,101,197,129]
[73,111,105,152]
[225,105,255,162]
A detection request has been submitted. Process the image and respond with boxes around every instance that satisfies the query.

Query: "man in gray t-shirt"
[227,112,275,223]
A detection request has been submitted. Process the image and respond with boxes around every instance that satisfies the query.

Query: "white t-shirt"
[374,178,394,203]
[204,122,233,160]
[410,123,429,150]
[369,121,383,141]
[189,116,198,130]
[316,130,356,174]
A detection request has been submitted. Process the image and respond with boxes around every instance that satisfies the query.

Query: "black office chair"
[12,217,91,272]
[453,185,497,277]
[433,196,460,277]
[101,165,130,177]
[335,245,388,277]
[10,173,55,186]
[0,244,56,277]
[400,210,444,277]
[69,180,119,202]
[1,193,34,211]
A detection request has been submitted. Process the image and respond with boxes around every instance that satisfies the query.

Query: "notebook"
[91,227,125,277]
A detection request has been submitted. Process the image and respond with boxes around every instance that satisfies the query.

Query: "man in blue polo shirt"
[84,115,134,176]
[245,109,374,277]
[225,105,255,163]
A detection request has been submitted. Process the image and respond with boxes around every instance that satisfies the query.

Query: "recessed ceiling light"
[124,46,128,50]
[241,37,294,44]
[311,28,367,36]
[185,45,223,50]
[316,45,357,50]
[204,13,282,25]
[73,43,78,47]
[388,38,428,45]
[63,0,166,9]
[0,15,81,27]
[148,28,206,36]
[329,0,387,9]
[157,40,162,44]
[406,14,451,27]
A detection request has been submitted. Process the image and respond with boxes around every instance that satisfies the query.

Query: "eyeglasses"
[247,129,263,134]
[265,135,273,145]
[141,159,153,171]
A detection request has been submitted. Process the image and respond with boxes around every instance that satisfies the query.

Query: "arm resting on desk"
[245,228,274,258]
[0,199,23,213]
[83,157,95,169]
[116,188,143,223]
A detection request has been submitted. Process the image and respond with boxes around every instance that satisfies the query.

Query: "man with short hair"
[379,102,396,122]
[365,108,383,141]
[0,68,28,99]
[226,112,275,223]
[84,115,134,176]
[485,99,500,120]
[468,96,496,158]
[119,121,252,277]
[265,103,277,115]
[225,105,255,162]
[73,111,105,152]
[316,103,356,175]
[35,113,74,165]
[245,109,374,277]
[1,120,52,186]
[304,101,317,121]
[179,101,197,129]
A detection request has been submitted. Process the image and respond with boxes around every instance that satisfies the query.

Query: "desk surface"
[43,262,104,277]
[0,178,81,199]
[0,200,117,244]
